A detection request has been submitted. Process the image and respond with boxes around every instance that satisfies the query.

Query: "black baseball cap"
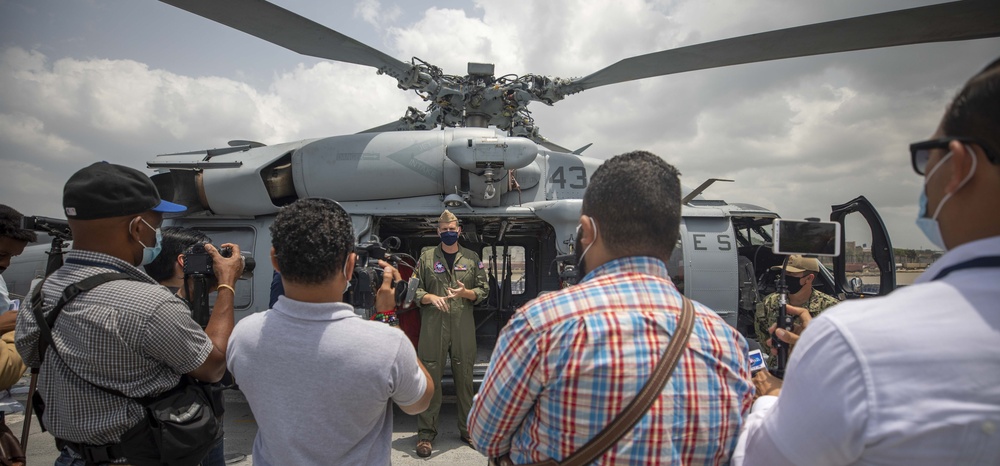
[63,162,186,220]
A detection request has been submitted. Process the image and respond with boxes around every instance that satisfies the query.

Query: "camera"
[181,243,255,327]
[346,236,418,314]
[20,215,73,240]
[182,244,256,280]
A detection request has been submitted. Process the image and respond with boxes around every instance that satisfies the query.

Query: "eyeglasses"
[910,136,999,175]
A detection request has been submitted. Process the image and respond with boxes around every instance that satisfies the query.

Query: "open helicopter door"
[830,196,896,298]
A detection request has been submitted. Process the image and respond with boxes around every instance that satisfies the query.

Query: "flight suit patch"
[478,261,485,269]
[454,265,468,271]
[434,261,446,273]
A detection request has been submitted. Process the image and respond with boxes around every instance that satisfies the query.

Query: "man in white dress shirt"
[735,57,1000,465]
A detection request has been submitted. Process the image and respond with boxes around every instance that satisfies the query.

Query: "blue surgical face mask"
[915,145,977,250]
[440,231,459,246]
[133,217,162,266]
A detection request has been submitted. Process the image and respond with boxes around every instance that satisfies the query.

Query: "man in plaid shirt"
[468,151,754,465]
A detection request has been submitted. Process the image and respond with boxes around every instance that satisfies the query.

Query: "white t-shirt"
[227,297,427,466]
[0,276,12,311]
[735,235,1000,466]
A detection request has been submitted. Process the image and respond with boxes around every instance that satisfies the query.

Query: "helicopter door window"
[482,246,526,295]
[194,227,255,311]
[841,213,880,295]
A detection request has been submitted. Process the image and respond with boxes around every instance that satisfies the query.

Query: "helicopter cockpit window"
[747,223,772,246]
[667,240,684,295]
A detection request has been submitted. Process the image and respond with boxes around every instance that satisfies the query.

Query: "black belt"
[55,437,124,465]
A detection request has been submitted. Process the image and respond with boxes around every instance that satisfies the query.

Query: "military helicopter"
[5,0,999,385]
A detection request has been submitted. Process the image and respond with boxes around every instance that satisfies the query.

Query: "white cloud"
[0,46,421,218]
[1,0,997,250]
[0,113,87,160]
[354,0,403,31]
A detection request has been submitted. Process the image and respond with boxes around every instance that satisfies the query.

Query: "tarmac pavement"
[8,375,487,466]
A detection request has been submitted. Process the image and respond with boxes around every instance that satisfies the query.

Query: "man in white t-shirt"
[227,198,434,466]
[735,57,1000,465]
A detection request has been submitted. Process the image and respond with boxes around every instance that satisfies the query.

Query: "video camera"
[20,216,73,276]
[20,216,72,241]
[346,236,418,315]
[769,218,841,378]
[182,243,256,326]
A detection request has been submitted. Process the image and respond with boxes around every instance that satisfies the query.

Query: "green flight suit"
[413,244,489,441]
[754,289,839,369]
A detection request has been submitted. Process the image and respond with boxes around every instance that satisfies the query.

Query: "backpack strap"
[31,272,134,398]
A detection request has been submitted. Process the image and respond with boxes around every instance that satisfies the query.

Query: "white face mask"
[915,145,977,250]
[343,258,352,292]
[574,217,599,279]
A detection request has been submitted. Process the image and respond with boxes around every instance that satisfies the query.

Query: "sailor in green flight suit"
[412,210,489,458]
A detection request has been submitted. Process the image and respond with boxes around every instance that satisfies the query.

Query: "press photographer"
[14,162,241,465]
[144,226,247,466]
[145,229,255,327]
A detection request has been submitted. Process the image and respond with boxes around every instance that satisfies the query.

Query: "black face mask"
[785,275,805,294]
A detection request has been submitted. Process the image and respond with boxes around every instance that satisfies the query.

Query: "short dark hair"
[942,57,1000,166]
[144,226,210,283]
[0,205,38,243]
[582,151,682,261]
[270,198,354,285]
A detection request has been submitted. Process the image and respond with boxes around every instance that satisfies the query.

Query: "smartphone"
[772,219,841,257]
[748,349,767,373]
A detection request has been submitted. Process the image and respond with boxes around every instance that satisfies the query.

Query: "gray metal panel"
[530,199,583,255]
[543,152,598,201]
[681,217,738,327]
[292,129,507,202]
[197,140,316,216]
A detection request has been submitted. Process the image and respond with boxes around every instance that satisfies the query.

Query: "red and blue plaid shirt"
[469,256,753,465]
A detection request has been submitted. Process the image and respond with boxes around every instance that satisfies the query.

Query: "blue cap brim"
[152,199,187,213]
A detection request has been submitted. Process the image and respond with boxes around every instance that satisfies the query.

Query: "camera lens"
[241,256,256,279]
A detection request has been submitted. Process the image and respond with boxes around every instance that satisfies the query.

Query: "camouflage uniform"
[413,243,488,441]
[754,289,839,368]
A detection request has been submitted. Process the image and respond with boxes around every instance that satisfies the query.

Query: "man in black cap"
[15,162,244,465]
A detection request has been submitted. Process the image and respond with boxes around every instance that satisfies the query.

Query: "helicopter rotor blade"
[561,0,1000,94]
[357,120,406,134]
[530,135,571,154]
[160,0,412,79]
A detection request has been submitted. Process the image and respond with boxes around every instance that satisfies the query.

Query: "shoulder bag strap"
[32,272,135,398]
[558,296,696,466]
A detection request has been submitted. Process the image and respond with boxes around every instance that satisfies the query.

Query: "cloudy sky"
[1,0,997,249]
